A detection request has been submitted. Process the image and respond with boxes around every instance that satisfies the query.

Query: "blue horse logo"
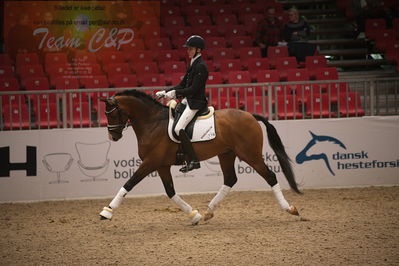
[296,131,346,175]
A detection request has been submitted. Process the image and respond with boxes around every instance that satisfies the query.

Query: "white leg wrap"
[109,187,128,209]
[272,183,290,210]
[171,195,193,214]
[208,185,231,212]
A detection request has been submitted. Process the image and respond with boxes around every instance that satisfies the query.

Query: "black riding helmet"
[183,35,205,49]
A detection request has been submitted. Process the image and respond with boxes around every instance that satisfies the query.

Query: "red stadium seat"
[210,48,236,62]
[80,75,109,89]
[214,14,238,26]
[46,63,74,82]
[0,53,13,66]
[220,24,247,38]
[276,95,303,120]
[24,77,50,91]
[247,58,270,80]
[2,103,31,130]
[241,95,270,117]
[166,26,192,39]
[0,66,15,79]
[274,57,298,80]
[267,46,289,58]
[16,53,40,67]
[18,65,45,79]
[53,76,80,90]
[187,15,212,26]
[73,51,98,65]
[139,74,166,87]
[181,5,208,17]
[157,50,181,63]
[238,47,261,68]
[306,94,335,118]
[67,102,93,128]
[45,53,68,66]
[207,72,223,85]
[229,36,253,49]
[109,74,138,88]
[99,51,125,66]
[242,13,263,35]
[123,39,146,51]
[131,62,159,76]
[74,63,103,77]
[339,92,365,117]
[104,63,131,77]
[0,77,19,91]
[315,67,339,80]
[192,25,220,38]
[305,56,328,79]
[206,37,227,49]
[146,38,172,50]
[34,102,60,129]
[161,61,186,74]
[286,68,310,82]
[162,15,185,27]
[255,69,280,83]
[126,50,154,63]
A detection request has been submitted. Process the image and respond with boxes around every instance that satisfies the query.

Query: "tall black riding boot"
[178,129,200,173]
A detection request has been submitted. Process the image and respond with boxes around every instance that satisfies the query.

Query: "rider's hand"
[165,90,176,99]
[155,90,166,98]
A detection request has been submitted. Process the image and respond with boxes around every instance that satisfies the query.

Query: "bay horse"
[99,89,301,225]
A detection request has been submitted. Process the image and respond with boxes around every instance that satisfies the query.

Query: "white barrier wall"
[0,116,398,202]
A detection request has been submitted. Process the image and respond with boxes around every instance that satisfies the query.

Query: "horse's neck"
[129,107,167,140]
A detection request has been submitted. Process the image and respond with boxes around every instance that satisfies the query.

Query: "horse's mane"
[115,89,168,110]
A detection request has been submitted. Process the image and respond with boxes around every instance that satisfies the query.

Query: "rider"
[156,35,209,173]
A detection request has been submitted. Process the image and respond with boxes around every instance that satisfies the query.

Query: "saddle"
[167,100,216,143]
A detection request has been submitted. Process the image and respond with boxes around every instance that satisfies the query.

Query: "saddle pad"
[168,108,216,143]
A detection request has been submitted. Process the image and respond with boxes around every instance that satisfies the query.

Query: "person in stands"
[156,35,208,173]
[283,7,316,62]
[254,6,284,57]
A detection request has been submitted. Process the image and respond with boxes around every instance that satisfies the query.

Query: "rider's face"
[187,47,197,58]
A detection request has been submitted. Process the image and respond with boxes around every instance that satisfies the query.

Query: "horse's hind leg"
[240,154,299,216]
[204,151,237,221]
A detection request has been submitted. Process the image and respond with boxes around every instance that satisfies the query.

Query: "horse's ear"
[99,97,107,102]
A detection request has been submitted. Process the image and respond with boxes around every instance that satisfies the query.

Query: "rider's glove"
[155,90,166,98]
[165,90,176,99]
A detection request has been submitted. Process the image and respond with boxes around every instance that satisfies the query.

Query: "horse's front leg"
[99,161,155,220]
[158,166,202,225]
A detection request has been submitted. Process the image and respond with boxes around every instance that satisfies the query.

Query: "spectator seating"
[2,103,31,130]
[34,102,60,129]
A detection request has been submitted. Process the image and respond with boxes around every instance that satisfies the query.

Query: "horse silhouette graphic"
[296,131,346,175]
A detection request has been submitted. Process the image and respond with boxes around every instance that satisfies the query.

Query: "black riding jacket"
[167,56,208,110]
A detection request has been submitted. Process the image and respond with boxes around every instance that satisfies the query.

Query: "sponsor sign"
[0,116,398,202]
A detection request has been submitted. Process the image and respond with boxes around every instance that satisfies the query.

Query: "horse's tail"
[253,114,301,194]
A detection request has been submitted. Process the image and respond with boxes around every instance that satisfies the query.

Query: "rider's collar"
[190,53,201,66]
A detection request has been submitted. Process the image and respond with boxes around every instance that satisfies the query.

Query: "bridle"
[105,100,130,133]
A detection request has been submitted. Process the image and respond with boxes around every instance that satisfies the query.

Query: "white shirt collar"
[190,53,201,66]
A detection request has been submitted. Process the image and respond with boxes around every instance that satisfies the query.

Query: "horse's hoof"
[99,206,113,220]
[204,211,214,221]
[190,210,202,225]
[286,205,299,216]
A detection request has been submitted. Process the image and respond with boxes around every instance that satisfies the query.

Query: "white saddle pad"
[168,104,216,143]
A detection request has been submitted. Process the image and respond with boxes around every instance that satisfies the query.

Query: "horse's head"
[100,96,129,142]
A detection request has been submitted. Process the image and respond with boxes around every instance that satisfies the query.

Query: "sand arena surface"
[0,186,398,266]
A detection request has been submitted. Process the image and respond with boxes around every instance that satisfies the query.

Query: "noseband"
[105,104,130,132]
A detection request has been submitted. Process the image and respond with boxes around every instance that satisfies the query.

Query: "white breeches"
[174,98,198,136]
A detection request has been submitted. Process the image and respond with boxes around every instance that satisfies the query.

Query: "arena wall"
[0,116,398,202]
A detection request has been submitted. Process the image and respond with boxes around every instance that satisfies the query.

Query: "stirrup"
[179,161,200,173]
